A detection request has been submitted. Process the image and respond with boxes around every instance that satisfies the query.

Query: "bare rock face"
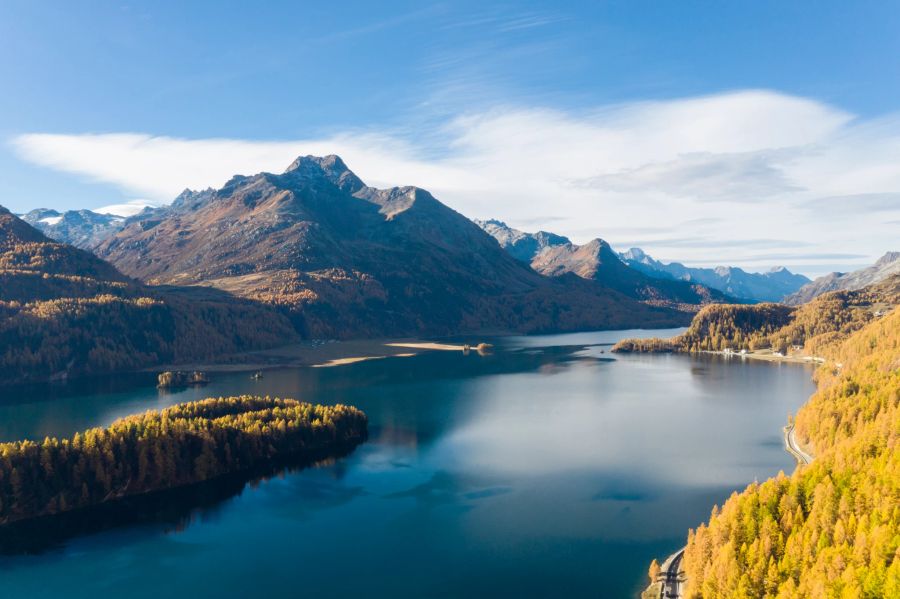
[477,220,731,310]
[96,155,687,337]
[785,252,900,305]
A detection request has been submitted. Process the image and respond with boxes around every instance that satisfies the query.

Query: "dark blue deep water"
[0,329,815,598]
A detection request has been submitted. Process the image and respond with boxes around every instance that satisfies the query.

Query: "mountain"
[96,155,686,337]
[0,206,297,385]
[476,220,732,310]
[784,251,900,305]
[21,208,126,249]
[474,219,570,262]
[619,247,810,302]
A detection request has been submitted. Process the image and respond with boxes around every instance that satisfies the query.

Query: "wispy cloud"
[799,192,900,214]
[11,89,900,274]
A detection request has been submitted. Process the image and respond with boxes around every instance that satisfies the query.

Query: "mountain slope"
[0,206,297,384]
[619,247,810,302]
[96,155,686,337]
[477,220,732,310]
[784,251,900,305]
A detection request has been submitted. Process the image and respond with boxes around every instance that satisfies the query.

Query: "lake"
[0,329,816,598]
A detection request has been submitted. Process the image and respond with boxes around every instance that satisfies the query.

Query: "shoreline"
[700,349,825,365]
[149,338,473,374]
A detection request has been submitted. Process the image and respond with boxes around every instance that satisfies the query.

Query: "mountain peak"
[875,251,900,266]
[620,247,647,261]
[284,154,347,174]
[283,154,365,194]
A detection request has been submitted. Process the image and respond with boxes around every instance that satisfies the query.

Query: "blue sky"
[2,1,899,275]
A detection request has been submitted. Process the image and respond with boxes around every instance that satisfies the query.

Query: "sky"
[1,1,899,277]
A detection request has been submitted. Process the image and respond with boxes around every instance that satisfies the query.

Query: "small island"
[157,370,210,388]
[0,396,367,525]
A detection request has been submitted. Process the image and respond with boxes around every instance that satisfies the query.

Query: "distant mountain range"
[618,247,811,303]
[784,251,900,305]
[21,208,126,250]
[476,219,732,309]
[94,155,686,339]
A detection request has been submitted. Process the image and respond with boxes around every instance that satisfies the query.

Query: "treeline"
[680,307,900,597]
[0,210,299,384]
[0,291,298,384]
[615,275,899,356]
[0,396,367,524]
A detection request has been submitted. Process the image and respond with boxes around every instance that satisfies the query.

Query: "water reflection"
[0,329,816,599]
[0,446,362,556]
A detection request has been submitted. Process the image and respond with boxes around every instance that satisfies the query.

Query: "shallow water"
[0,328,815,598]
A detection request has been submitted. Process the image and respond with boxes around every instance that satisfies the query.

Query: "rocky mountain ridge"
[619,247,810,302]
[784,251,900,305]
[477,220,733,309]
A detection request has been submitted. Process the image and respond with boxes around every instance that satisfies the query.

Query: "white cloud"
[94,199,159,217]
[10,90,900,276]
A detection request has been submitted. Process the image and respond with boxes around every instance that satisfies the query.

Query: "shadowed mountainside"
[0,206,298,385]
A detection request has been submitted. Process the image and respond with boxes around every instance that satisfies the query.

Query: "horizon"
[2,2,899,277]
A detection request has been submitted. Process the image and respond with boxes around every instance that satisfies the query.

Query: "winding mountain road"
[784,423,814,466]
[656,547,686,599]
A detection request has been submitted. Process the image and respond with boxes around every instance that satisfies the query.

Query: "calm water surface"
[0,329,815,598]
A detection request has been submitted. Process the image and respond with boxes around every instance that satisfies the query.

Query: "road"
[783,424,814,465]
[657,548,685,599]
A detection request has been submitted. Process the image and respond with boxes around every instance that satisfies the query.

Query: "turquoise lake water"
[0,329,816,598]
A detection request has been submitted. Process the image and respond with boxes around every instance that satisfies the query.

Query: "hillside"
[680,305,900,597]
[0,206,297,385]
[619,247,810,302]
[613,274,900,356]
[476,220,731,310]
[785,251,900,305]
[96,155,686,337]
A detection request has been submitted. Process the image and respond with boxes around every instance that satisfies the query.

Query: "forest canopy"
[0,396,367,524]
[614,274,900,357]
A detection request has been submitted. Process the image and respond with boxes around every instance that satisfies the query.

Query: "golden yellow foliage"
[681,308,900,598]
[0,396,367,523]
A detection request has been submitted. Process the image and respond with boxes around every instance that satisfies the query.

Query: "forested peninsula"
[0,396,367,524]
[633,276,900,597]
[614,274,899,356]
